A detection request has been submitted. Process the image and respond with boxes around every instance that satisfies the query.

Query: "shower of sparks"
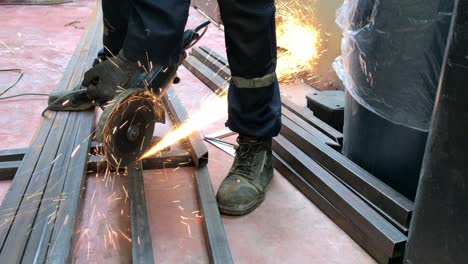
[276,0,323,83]
[140,93,228,159]
[139,2,323,159]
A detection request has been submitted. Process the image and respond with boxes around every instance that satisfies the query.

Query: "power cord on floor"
[0,68,49,100]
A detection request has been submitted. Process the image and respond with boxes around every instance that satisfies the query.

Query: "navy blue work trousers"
[101,0,281,138]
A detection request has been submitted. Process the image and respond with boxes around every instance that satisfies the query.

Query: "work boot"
[47,50,142,111]
[216,136,273,215]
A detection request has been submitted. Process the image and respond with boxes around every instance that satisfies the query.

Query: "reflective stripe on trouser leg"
[231,72,277,89]
[219,0,281,138]
[225,76,282,139]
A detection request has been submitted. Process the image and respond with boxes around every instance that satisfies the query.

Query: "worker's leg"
[220,0,281,138]
[216,0,280,215]
[123,0,191,66]
[100,0,130,58]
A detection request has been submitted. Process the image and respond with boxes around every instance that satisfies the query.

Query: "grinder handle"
[182,20,211,50]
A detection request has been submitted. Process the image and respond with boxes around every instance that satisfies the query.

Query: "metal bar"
[282,107,340,148]
[0,10,101,255]
[191,47,231,81]
[47,110,95,263]
[273,153,402,264]
[281,95,343,145]
[0,161,21,180]
[0,148,27,162]
[280,117,413,227]
[204,128,236,139]
[273,134,406,262]
[183,55,228,95]
[161,86,232,263]
[21,112,81,263]
[162,87,208,168]
[127,161,155,264]
[195,166,233,264]
[43,7,102,262]
[204,138,236,157]
[199,46,229,66]
[1,105,77,261]
[333,171,410,235]
[0,103,56,253]
[87,149,194,172]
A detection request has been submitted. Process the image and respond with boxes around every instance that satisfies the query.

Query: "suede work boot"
[216,136,273,215]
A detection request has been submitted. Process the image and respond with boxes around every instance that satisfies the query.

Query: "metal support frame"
[162,86,233,264]
[0,6,231,263]
[0,83,231,264]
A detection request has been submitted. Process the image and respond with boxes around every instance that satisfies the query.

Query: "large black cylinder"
[337,0,454,200]
[342,93,427,200]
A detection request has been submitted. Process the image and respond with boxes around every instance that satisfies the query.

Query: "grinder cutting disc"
[96,89,161,167]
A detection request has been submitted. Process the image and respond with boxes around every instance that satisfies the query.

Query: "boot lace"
[232,137,262,179]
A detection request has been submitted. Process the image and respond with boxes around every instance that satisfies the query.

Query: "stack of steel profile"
[0,7,101,263]
[184,45,414,264]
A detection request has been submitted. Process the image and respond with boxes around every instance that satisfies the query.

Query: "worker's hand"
[82,50,140,104]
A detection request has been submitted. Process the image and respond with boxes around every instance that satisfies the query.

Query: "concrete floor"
[0,2,375,263]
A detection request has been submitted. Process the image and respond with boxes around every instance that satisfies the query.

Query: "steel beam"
[0,148,27,162]
[191,47,231,81]
[280,117,413,228]
[162,86,232,263]
[162,87,208,168]
[183,55,228,95]
[195,167,233,264]
[273,134,406,263]
[127,161,155,264]
[0,161,21,180]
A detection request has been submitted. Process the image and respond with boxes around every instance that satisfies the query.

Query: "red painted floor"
[0,1,95,150]
[0,2,375,263]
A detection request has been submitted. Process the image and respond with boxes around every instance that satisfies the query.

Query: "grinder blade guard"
[95,89,164,167]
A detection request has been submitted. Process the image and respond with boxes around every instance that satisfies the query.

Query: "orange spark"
[140,1,324,159]
[276,0,323,83]
[140,93,228,159]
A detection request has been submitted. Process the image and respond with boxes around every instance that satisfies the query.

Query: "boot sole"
[218,192,266,216]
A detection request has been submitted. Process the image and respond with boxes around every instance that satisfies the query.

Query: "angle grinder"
[95,20,210,167]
